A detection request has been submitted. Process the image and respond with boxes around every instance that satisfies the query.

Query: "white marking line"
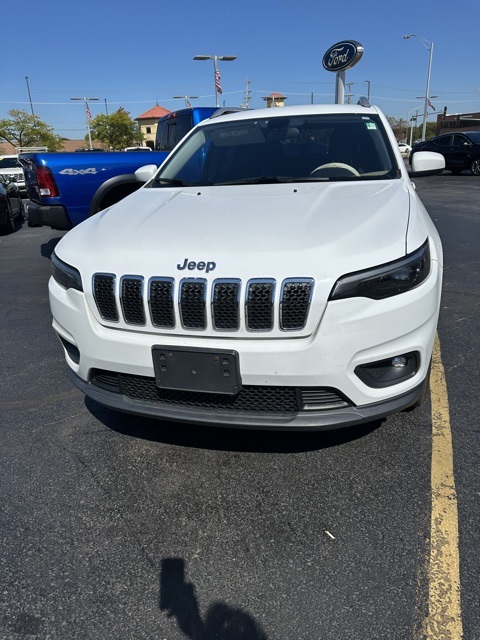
[426,335,463,638]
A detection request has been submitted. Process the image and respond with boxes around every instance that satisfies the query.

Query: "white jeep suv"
[49,102,445,430]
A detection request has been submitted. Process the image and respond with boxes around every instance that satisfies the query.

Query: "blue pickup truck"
[20,106,239,230]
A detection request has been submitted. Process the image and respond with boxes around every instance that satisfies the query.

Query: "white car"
[49,103,445,430]
[0,154,26,194]
[398,142,412,158]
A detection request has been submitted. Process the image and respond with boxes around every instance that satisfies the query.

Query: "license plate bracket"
[152,346,242,395]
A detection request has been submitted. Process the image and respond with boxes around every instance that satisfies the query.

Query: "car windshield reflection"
[150,113,400,187]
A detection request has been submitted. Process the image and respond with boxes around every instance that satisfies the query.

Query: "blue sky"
[2,0,479,140]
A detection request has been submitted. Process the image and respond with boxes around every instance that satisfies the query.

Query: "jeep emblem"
[177,258,216,273]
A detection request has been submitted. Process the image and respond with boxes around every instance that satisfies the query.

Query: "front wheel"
[0,201,15,235]
[471,157,480,176]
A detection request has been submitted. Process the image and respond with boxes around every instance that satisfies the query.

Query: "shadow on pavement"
[160,557,268,640]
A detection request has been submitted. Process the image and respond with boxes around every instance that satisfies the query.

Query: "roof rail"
[209,107,249,119]
[357,97,371,108]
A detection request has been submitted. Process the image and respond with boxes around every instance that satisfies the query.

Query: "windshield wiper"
[214,176,330,185]
[214,176,290,185]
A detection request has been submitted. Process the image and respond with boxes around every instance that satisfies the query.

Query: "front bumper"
[68,367,428,430]
[49,256,442,429]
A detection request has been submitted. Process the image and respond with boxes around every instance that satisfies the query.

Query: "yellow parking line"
[426,335,463,639]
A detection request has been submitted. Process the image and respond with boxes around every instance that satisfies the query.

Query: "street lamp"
[173,95,199,108]
[193,55,237,107]
[403,34,434,141]
[71,97,99,149]
[25,77,35,118]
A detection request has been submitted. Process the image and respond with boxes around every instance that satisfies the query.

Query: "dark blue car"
[410,131,480,175]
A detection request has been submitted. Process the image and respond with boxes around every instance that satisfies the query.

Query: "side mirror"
[409,151,445,177]
[135,164,158,183]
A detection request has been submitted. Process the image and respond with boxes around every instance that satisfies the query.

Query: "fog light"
[355,352,419,388]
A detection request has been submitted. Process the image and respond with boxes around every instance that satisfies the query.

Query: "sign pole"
[335,71,345,105]
[322,41,364,104]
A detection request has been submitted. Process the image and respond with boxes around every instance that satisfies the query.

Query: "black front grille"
[212,280,240,330]
[180,279,206,329]
[93,274,118,321]
[90,369,352,414]
[91,274,315,333]
[246,280,275,330]
[281,280,314,330]
[121,277,145,325]
[149,278,175,328]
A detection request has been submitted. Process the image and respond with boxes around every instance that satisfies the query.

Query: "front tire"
[471,157,480,176]
[0,201,15,235]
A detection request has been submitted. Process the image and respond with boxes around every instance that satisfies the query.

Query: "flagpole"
[213,56,219,107]
[70,96,99,150]
[193,54,237,108]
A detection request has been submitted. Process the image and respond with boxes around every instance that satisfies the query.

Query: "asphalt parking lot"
[1,173,479,639]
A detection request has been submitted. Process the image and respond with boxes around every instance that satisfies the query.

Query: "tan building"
[135,105,171,149]
[262,92,287,108]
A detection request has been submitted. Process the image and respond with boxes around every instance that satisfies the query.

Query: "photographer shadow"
[160,558,268,640]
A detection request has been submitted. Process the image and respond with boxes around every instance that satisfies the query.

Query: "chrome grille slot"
[121,276,145,325]
[93,274,118,321]
[149,278,175,328]
[246,279,275,331]
[93,273,315,333]
[212,279,241,330]
[280,279,314,330]
[179,279,207,329]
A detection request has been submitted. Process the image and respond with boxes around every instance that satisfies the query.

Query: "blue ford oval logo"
[322,40,364,72]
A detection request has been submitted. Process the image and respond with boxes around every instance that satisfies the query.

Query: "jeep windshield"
[150,113,400,187]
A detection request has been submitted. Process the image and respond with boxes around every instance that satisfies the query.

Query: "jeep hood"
[57,181,414,282]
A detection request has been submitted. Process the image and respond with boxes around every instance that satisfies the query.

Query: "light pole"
[71,97,99,149]
[25,76,35,118]
[403,34,434,141]
[193,55,237,107]
[173,95,199,108]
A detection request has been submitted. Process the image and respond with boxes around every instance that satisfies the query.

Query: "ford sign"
[322,41,364,72]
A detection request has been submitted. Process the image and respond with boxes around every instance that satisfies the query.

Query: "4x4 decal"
[59,168,98,176]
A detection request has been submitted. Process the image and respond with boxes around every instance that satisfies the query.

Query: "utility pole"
[345,82,354,104]
[241,79,251,109]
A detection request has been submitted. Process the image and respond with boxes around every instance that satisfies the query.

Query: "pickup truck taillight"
[35,166,60,197]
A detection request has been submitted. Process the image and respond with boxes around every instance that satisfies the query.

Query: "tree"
[0,109,62,151]
[89,108,144,150]
[388,115,437,143]
[386,116,409,141]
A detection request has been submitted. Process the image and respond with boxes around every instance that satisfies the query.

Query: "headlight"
[329,240,430,301]
[51,252,83,292]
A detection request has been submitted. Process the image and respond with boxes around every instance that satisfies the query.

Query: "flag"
[215,68,222,94]
[427,99,435,111]
[86,101,92,121]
